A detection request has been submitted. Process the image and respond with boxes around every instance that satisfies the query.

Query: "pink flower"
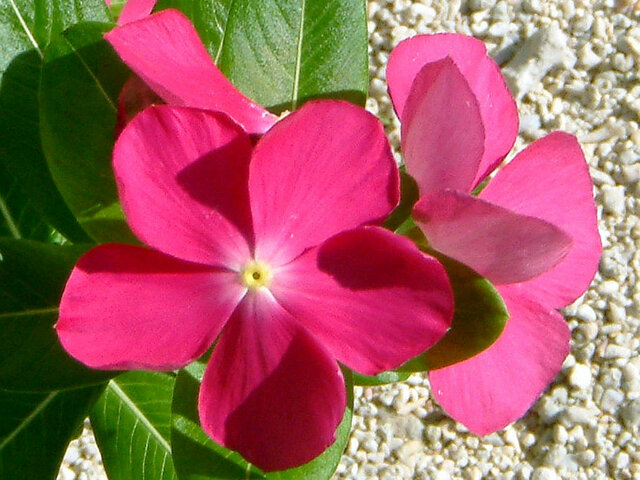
[55,100,454,470]
[105,9,278,135]
[387,34,602,435]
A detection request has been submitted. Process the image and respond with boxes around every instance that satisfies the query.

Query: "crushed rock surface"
[59,1,640,479]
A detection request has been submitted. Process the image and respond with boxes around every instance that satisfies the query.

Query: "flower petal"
[401,57,485,194]
[388,34,518,186]
[114,105,253,268]
[117,0,157,25]
[413,190,573,285]
[56,244,244,370]
[250,100,399,266]
[429,285,570,435]
[105,9,277,135]
[269,226,453,375]
[199,292,345,472]
[480,132,601,307]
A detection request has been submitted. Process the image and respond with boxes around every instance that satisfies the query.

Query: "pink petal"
[105,10,277,135]
[413,190,573,285]
[115,74,163,137]
[480,132,601,307]
[114,105,253,269]
[429,285,570,435]
[250,100,399,266]
[269,226,453,376]
[388,34,518,186]
[401,57,485,194]
[199,292,345,472]
[56,244,244,370]
[117,0,157,25]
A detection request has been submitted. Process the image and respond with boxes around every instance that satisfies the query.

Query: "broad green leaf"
[154,0,232,60]
[0,0,109,242]
[40,21,136,244]
[171,362,354,480]
[90,372,178,480]
[160,0,368,113]
[0,383,104,480]
[399,253,509,372]
[0,161,53,241]
[106,0,126,18]
[0,238,116,391]
[0,0,110,75]
[352,369,410,387]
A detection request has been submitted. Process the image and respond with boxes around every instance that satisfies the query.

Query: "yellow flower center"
[240,260,272,290]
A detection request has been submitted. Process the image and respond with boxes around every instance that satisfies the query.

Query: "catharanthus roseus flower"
[387,34,602,435]
[55,100,454,471]
[105,8,278,135]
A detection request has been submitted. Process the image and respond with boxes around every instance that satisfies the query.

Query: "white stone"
[600,388,624,413]
[602,344,631,359]
[563,405,599,424]
[614,451,630,469]
[519,114,542,135]
[553,424,569,445]
[543,445,567,467]
[576,304,597,322]
[63,445,80,465]
[601,185,626,215]
[58,466,76,480]
[569,364,592,389]
[503,22,576,99]
[578,43,602,69]
[531,467,559,480]
[597,279,619,296]
[621,399,640,427]
[621,363,640,393]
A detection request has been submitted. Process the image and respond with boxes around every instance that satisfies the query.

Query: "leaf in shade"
[0,0,110,243]
[39,21,137,244]
[158,0,368,113]
[90,371,178,480]
[171,361,354,480]
[399,253,509,372]
[0,162,53,241]
[0,238,116,391]
[352,369,410,387]
[0,384,105,480]
[383,168,420,232]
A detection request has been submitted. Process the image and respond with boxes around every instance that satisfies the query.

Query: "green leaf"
[399,254,509,372]
[90,372,178,480]
[0,0,110,73]
[0,0,109,242]
[383,169,420,232]
[0,238,116,391]
[154,0,233,60]
[171,362,354,480]
[39,21,137,244]
[159,0,368,113]
[0,161,53,241]
[0,383,105,480]
[352,369,410,386]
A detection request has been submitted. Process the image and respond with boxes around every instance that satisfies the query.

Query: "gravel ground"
[59,1,640,479]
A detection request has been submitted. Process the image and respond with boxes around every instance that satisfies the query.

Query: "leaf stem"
[291,0,306,110]
[0,193,22,239]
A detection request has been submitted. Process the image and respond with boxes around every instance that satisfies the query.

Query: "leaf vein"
[7,0,42,57]
[107,380,172,454]
[0,391,58,451]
